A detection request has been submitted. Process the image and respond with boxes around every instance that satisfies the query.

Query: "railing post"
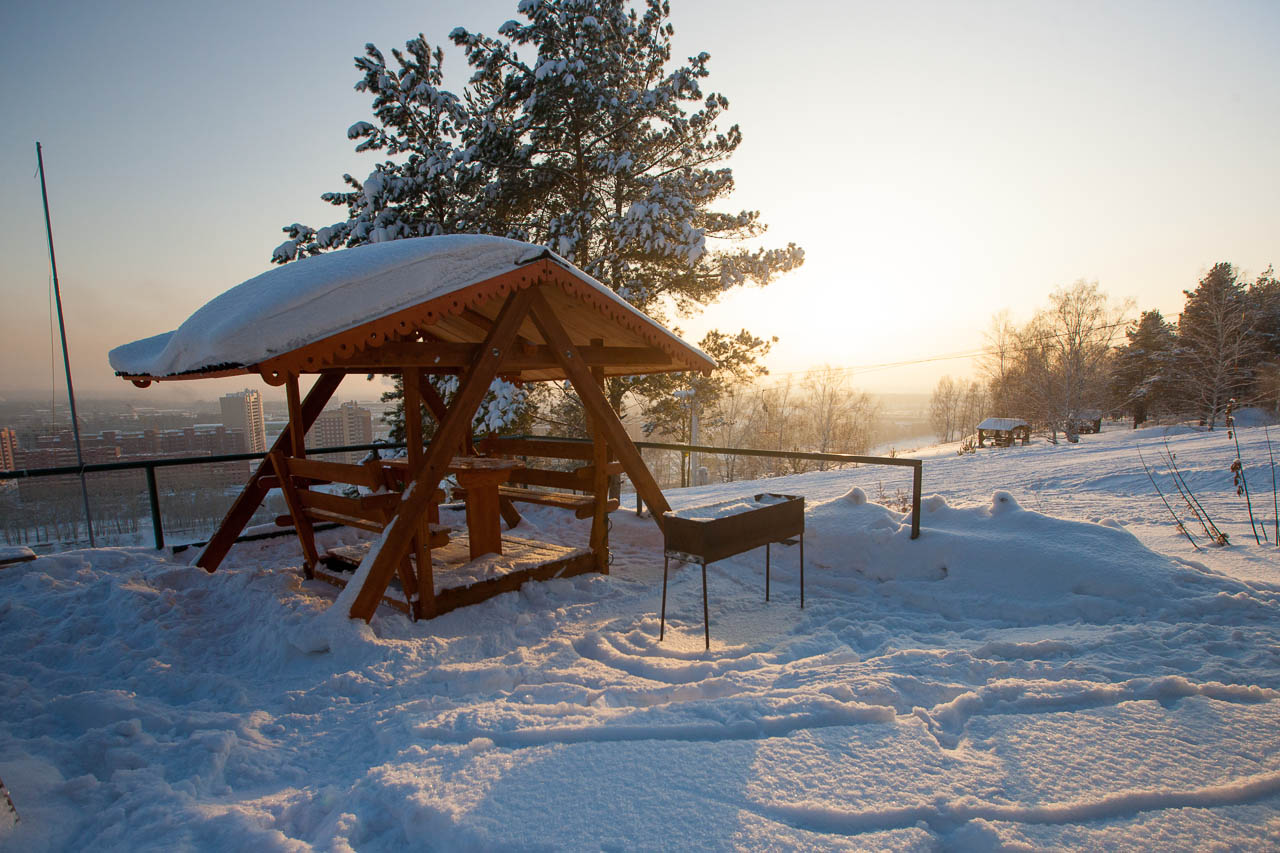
[911,462,922,540]
[146,465,165,550]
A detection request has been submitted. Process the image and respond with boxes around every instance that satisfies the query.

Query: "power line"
[747,317,1137,391]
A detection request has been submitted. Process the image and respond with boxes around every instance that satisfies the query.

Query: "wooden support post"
[403,367,429,619]
[526,286,671,531]
[404,368,425,476]
[269,451,319,578]
[588,338,610,573]
[286,374,306,459]
[145,465,164,550]
[197,373,343,572]
[910,462,922,540]
[347,287,536,622]
[397,553,422,621]
[457,468,508,558]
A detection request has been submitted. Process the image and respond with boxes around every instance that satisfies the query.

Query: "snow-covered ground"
[3,423,1279,850]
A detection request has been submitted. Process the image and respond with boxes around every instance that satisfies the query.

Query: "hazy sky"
[2,0,1277,406]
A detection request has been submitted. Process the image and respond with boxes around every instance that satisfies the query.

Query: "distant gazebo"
[976,417,1031,448]
[1070,409,1103,434]
[110,235,714,622]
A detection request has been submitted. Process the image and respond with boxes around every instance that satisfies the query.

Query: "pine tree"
[274,1,802,432]
[1172,263,1260,427]
[452,1,802,318]
[273,37,486,261]
[1249,267,1280,413]
[1110,309,1176,427]
[453,0,801,411]
[1248,266,1280,357]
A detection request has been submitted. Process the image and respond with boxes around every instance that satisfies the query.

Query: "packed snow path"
[2,424,1279,849]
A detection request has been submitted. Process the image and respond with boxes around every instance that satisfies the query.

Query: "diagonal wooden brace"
[526,286,670,531]
[269,451,319,578]
[197,372,343,572]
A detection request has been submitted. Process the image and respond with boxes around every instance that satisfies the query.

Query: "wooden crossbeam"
[526,287,670,531]
[284,457,383,489]
[459,306,536,350]
[325,342,672,372]
[347,286,538,621]
[196,373,343,572]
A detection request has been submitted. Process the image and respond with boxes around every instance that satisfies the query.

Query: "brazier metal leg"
[702,562,710,651]
[766,542,771,602]
[800,532,805,609]
[660,555,669,641]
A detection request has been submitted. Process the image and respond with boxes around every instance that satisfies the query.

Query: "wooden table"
[448,457,523,559]
[382,456,524,559]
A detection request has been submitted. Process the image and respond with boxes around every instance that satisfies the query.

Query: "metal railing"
[504,435,924,540]
[1,436,924,550]
[0,441,405,550]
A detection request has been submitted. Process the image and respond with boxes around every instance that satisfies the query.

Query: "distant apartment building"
[0,427,16,471]
[306,402,374,464]
[15,427,252,503]
[25,426,246,463]
[219,389,266,453]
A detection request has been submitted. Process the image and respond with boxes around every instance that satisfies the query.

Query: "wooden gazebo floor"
[314,535,595,618]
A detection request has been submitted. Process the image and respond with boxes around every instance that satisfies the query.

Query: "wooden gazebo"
[976,417,1031,448]
[110,235,714,622]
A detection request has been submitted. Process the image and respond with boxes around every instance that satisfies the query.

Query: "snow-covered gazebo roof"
[977,418,1030,432]
[110,234,714,385]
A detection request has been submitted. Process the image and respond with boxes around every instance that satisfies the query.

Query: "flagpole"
[36,141,95,548]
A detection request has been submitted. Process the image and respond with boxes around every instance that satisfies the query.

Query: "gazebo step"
[316,535,595,618]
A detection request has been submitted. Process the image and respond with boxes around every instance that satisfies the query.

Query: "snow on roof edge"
[109,236,713,379]
[978,417,1030,431]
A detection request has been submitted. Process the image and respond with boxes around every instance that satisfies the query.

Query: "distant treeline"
[930,262,1279,442]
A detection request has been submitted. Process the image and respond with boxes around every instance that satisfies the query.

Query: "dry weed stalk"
[1161,433,1228,545]
[1225,399,1264,544]
[1137,444,1201,550]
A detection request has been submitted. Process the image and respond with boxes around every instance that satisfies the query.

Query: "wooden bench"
[466,437,622,525]
[0,547,37,569]
[268,452,450,620]
[453,483,620,519]
[270,455,448,543]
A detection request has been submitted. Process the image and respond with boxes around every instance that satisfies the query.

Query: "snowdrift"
[804,487,1266,625]
[3,424,1280,849]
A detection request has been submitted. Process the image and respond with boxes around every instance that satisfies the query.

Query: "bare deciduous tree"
[930,376,962,443]
[984,281,1129,441]
[802,367,877,468]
